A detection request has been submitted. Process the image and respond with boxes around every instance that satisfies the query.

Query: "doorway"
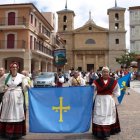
[87,64,94,72]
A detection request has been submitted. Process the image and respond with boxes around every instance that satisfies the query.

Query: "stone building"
[129,6,140,70]
[57,2,126,71]
[0,3,65,73]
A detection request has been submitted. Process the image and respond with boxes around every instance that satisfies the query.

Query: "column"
[83,55,86,71]
[50,60,53,72]
[24,59,31,72]
[34,60,41,72]
[24,51,31,72]
[105,53,108,66]
[95,55,98,71]
[74,53,77,69]
[0,59,3,68]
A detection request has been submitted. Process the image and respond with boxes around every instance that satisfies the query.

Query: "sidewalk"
[109,80,140,140]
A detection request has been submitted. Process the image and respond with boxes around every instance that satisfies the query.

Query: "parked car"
[33,72,56,87]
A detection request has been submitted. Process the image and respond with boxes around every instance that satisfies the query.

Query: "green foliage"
[115,52,136,68]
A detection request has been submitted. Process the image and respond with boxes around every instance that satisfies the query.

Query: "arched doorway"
[4,57,23,73]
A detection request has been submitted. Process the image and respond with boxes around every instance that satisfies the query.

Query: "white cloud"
[0,0,140,49]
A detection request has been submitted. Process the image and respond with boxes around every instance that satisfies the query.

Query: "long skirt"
[92,107,121,138]
[0,120,26,139]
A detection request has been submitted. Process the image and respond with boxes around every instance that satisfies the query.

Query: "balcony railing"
[52,37,59,47]
[34,42,53,56]
[0,17,26,26]
[52,37,65,49]
[0,40,26,49]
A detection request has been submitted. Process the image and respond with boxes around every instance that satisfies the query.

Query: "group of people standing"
[56,67,121,139]
[0,63,121,140]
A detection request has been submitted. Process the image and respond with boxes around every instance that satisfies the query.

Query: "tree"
[115,52,136,68]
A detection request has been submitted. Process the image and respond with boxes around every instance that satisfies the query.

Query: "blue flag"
[28,86,94,133]
[117,73,131,104]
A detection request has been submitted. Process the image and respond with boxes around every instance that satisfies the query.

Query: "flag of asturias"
[117,73,131,104]
[29,86,94,133]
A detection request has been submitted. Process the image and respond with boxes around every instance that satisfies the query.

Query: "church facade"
[57,3,127,72]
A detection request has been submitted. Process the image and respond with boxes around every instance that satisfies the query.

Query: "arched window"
[8,12,15,25]
[115,39,119,44]
[7,34,15,48]
[115,13,119,20]
[85,39,96,44]
[64,40,66,44]
[115,23,119,30]
[63,15,67,22]
[89,27,92,30]
[63,25,67,31]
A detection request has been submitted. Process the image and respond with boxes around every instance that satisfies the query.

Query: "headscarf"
[102,66,109,72]
[10,62,19,69]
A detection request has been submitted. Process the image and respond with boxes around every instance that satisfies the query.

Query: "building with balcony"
[129,6,140,53]
[57,2,127,71]
[129,6,140,71]
[0,3,65,73]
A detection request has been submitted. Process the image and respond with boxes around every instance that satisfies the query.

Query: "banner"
[29,86,94,133]
[117,73,131,104]
[53,49,66,67]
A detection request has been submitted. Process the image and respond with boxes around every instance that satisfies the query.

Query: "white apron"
[93,95,116,125]
[0,73,25,122]
[93,80,120,125]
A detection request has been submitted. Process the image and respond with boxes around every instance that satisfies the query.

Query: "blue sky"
[0,0,140,49]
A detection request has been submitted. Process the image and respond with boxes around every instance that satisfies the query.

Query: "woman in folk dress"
[0,62,29,140]
[92,66,121,139]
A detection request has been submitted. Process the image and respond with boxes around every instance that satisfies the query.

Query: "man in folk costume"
[68,71,85,86]
[92,66,121,139]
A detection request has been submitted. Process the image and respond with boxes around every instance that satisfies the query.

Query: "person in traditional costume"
[21,70,32,109]
[56,69,65,87]
[0,67,5,104]
[68,71,86,86]
[0,62,29,140]
[92,66,121,139]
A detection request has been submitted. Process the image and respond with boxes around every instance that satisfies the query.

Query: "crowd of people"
[0,63,136,140]
[56,67,135,88]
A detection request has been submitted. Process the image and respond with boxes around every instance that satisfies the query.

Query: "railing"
[0,40,26,49]
[53,37,60,46]
[0,17,26,26]
[52,37,65,48]
[42,26,51,37]
[34,42,53,56]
